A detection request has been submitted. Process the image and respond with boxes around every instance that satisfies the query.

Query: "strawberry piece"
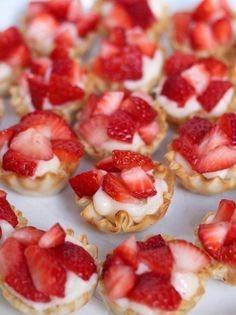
[107,110,136,143]
[0,127,15,148]
[10,128,53,161]
[224,210,236,245]
[218,243,236,265]
[53,241,96,280]
[47,0,70,20]
[112,150,154,172]
[106,3,133,29]
[126,28,156,57]
[7,44,31,68]
[190,22,216,50]
[192,0,219,21]
[0,190,6,198]
[0,27,23,60]
[103,264,136,300]
[94,92,124,116]
[200,57,228,78]
[181,64,210,94]
[79,115,109,146]
[198,80,232,112]
[212,17,232,44]
[121,167,156,199]
[164,52,196,76]
[79,93,100,121]
[27,1,48,21]
[0,197,18,227]
[52,139,84,163]
[69,170,102,198]
[77,13,99,37]
[96,156,119,173]
[50,45,70,60]
[110,27,127,47]
[28,76,48,108]
[115,236,138,267]
[30,57,52,76]
[102,253,123,278]
[128,272,181,311]
[39,223,66,248]
[219,113,236,145]
[172,135,198,167]
[67,0,83,22]
[25,245,66,297]
[139,121,159,145]
[51,57,75,79]
[12,227,44,246]
[172,12,191,44]
[102,173,137,203]
[214,199,236,223]
[2,149,37,177]
[161,75,195,107]
[138,235,166,250]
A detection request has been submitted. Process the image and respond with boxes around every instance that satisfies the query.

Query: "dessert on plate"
[155,51,235,124]
[0,26,31,97]
[23,0,100,57]
[170,0,235,57]
[166,114,236,194]
[99,234,211,314]
[0,222,98,314]
[197,199,236,285]
[0,110,84,196]
[69,150,174,233]
[10,47,87,123]
[75,90,167,159]
[91,27,164,92]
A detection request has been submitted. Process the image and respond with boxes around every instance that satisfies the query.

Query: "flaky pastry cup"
[77,104,167,160]
[165,149,236,195]
[0,230,98,315]
[12,206,28,229]
[0,68,22,97]
[76,162,174,233]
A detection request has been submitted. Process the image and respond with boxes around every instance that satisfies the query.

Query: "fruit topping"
[0,194,18,227]
[115,236,138,268]
[112,150,154,171]
[52,139,84,163]
[39,223,66,248]
[164,52,197,76]
[219,113,236,145]
[12,227,44,246]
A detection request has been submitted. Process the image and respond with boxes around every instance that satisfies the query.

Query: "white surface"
[0,1,235,315]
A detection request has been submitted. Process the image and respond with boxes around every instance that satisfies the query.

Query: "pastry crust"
[165,149,236,195]
[0,69,21,97]
[76,103,167,160]
[0,230,98,315]
[77,162,174,233]
[13,206,28,228]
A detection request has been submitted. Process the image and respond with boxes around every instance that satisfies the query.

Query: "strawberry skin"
[0,196,18,227]
[39,223,66,248]
[96,156,119,173]
[94,91,124,116]
[214,199,236,223]
[212,17,232,44]
[219,113,236,145]
[52,139,84,163]
[190,22,216,50]
[138,235,166,250]
[172,13,191,44]
[218,243,236,265]
[27,76,48,110]
[12,227,44,246]
[164,52,196,76]
[200,57,228,78]
[115,236,138,268]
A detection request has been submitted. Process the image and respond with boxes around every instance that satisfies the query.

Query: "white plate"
[0,1,235,314]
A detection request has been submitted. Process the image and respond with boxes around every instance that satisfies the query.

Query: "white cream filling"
[208,87,234,117]
[0,220,14,245]
[147,0,165,19]
[171,271,199,301]
[33,154,61,178]
[101,133,145,152]
[0,62,13,81]
[124,50,163,91]
[93,178,167,223]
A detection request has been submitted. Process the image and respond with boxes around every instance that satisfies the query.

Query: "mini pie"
[10,47,87,123]
[0,222,98,315]
[197,199,236,285]
[22,0,100,57]
[0,26,31,97]
[170,0,235,58]
[69,150,174,233]
[166,114,236,195]
[0,110,84,196]
[155,51,235,125]
[99,234,211,315]
[91,27,164,92]
[75,91,167,159]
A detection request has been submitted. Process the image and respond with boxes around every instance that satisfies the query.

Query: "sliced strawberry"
[200,57,228,78]
[139,121,159,145]
[181,64,210,94]
[172,12,191,44]
[172,135,198,167]
[219,113,236,145]
[126,27,156,57]
[192,0,219,21]
[128,272,181,311]
[77,12,99,37]
[161,75,195,107]
[224,210,236,245]
[79,93,100,121]
[164,52,196,76]
[103,264,136,300]
[102,253,123,278]
[0,197,18,227]
[53,241,96,280]
[212,17,232,44]
[115,236,138,267]
[100,41,120,58]
[198,81,232,112]
[26,1,48,21]
[51,57,75,80]
[96,156,119,172]
[30,57,52,76]
[0,27,23,60]
[69,170,102,198]
[218,243,236,265]
[67,0,83,22]
[52,139,84,163]
[47,0,70,20]
[50,44,70,60]
[138,235,166,250]
[214,199,236,223]
[93,92,124,116]
[112,150,154,171]
[39,223,66,248]
[102,173,137,203]
[0,127,15,148]
[190,22,216,50]
[121,167,156,199]
[25,245,66,297]
[7,44,31,68]
[12,227,44,246]
[105,3,133,30]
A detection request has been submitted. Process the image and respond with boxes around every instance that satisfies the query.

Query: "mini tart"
[0,110,84,196]
[196,199,236,285]
[0,27,31,96]
[75,91,167,160]
[166,114,236,195]
[10,49,88,123]
[22,0,100,58]
[91,27,164,93]
[70,150,174,233]
[99,234,211,315]
[155,51,235,125]
[170,0,235,58]
[0,223,98,315]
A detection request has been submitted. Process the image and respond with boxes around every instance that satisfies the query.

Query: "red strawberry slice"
[50,45,70,60]
[30,57,52,76]
[103,264,136,300]
[69,170,102,198]
[161,75,195,107]
[2,149,37,177]
[224,210,236,245]
[164,52,196,76]
[219,113,236,145]
[67,0,83,22]
[0,27,23,60]
[39,223,66,248]
[172,135,198,167]
[109,27,127,47]
[96,156,119,172]
[121,167,156,199]
[77,12,99,37]
[192,0,220,21]
[102,253,123,278]
[214,199,236,223]
[26,1,48,21]
[190,22,216,50]
[7,44,31,68]
[79,94,100,121]
[10,128,53,161]
[115,235,138,267]
[128,272,182,311]
[112,150,154,172]
[218,243,236,265]
[53,241,97,280]
[139,120,159,145]
[12,227,44,246]
[107,110,136,143]
[169,240,210,272]
[93,92,124,116]
[138,235,166,250]
[126,28,156,57]
[47,0,70,20]
[181,64,210,94]
[0,127,15,148]
[28,74,48,104]
[25,245,66,297]
[200,57,228,78]
[102,173,138,203]
[106,3,133,30]
[212,17,232,44]
[197,80,232,112]
[172,12,191,44]
[51,57,75,80]
[52,139,84,163]
[0,197,18,227]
